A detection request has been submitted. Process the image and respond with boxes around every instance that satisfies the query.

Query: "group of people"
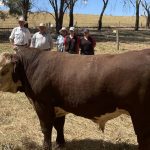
[9,16,96,55]
[56,26,96,55]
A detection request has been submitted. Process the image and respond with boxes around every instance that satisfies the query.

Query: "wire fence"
[0,26,116,43]
[0,28,12,43]
[0,28,40,43]
[0,25,149,43]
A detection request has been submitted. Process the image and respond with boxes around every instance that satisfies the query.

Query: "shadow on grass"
[65,139,138,150]
[7,137,138,150]
[20,137,42,150]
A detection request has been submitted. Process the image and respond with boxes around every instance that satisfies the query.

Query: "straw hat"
[59,27,67,33]
[39,23,45,27]
[18,16,25,22]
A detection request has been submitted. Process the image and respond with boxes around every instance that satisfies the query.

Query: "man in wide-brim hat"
[30,23,53,51]
[9,16,31,51]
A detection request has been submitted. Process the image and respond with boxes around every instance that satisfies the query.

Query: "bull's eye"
[1,68,9,76]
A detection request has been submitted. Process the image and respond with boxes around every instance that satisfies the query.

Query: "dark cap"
[83,28,89,33]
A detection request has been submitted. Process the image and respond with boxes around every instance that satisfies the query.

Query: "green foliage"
[7,0,22,16]
[0,11,8,20]
[2,0,32,17]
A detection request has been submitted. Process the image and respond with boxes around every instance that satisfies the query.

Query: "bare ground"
[1,38,150,149]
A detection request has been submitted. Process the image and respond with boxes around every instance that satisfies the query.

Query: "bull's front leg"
[53,116,66,148]
[34,101,55,150]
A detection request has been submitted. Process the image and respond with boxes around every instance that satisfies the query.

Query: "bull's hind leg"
[131,110,150,150]
[34,101,55,150]
[53,116,66,148]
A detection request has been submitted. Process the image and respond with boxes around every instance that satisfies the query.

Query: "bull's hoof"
[43,143,52,150]
[53,143,66,150]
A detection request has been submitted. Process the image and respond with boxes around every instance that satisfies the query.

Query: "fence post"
[116,29,119,50]
[113,29,120,50]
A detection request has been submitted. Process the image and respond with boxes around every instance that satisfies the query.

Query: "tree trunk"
[98,13,103,31]
[69,5,74,27]
[22,0,29,21]
[135,0,140,31]
[98,0,109,31]
[146,13,150,28]
[22,9,28,21]
[58,12,64,32]
[56,0,64,33]
[55,12,59,33]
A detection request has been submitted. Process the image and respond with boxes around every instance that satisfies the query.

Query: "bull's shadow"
[14,137,138,150]
[65,139,138,150]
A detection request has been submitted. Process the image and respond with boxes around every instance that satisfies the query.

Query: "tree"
[20,0,31,21]
[48,0,69,33]
[2,0,32,21]
[66,0,78,27]
[135,0,142,30]
[141,0,150,28]
[98,0,109,31]
[0,11,8,20]
[126,0,142,30]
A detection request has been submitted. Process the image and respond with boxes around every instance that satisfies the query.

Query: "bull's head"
[0,52,22,93]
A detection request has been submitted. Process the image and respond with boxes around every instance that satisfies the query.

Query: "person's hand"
[13,45,17,50]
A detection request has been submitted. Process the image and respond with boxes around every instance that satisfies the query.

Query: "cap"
[69,27,75,31]
[59,27,67,33]
[39,23,45,27]
[18,16,25,22]
[83,28,89,33]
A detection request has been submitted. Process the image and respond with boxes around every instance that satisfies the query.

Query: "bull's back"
[52,50,150,115]
[26,50,150,117]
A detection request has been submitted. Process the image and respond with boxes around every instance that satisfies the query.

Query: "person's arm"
[91,36,96,48]
[9,28,15,45]
[64,36,68,52]
[27,29,31,47]
[55,36,59,45]
[30,34,36,48]
[49,36,53,50]
[76,37,80,54]
[9,28,18,51]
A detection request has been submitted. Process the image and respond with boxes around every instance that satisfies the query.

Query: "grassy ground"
[0,91,137,150]
[1,28,150,53]
[0,36,150,150]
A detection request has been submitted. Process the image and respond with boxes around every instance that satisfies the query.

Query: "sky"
[0,0,144,16]
[31,0,142,16]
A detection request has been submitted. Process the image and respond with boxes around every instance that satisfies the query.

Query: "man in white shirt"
[9,16,31,51]
[30,23,53,51]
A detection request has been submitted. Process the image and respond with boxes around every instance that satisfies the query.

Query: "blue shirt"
[56,35,65,52]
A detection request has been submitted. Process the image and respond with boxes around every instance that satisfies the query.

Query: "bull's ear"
[1,52,12,59]
[0,52,12,65]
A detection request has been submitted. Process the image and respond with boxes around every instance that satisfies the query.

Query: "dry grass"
[0,13,147,28]
[1,37,150,149]
[95,41,150,54]
[0,43,12,53]
[0,92,137,150]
